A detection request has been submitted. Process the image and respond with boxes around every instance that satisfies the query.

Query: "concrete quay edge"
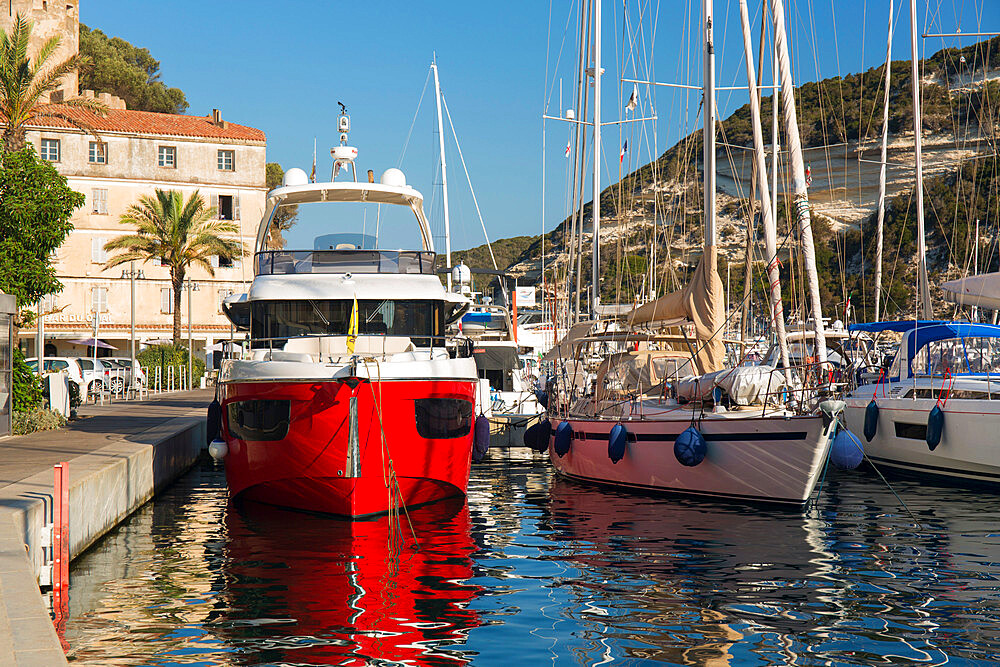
[0,409,208,666]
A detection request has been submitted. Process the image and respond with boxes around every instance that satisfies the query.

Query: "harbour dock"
[0,390,211,666]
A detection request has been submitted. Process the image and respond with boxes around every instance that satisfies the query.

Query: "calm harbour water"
[64,453,1000,666]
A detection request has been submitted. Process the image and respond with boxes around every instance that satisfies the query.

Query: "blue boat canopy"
[848,320,952,334]
[906,322,1000,360]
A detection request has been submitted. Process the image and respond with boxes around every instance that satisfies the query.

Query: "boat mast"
[909,0,933,318]
[738,0,791,384]
[874,0,894,322]
[432,55,453,289]
[703,0,716,250]
[769,0,828,365]
[590,0,603,318]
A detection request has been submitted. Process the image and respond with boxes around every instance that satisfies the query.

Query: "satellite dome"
[380,168,407,187]
[283,167,309,187]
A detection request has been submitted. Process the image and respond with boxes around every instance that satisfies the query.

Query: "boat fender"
[534,389,549,409]
[863,399,879,442]
[208,438,228,461]
[523,422,540,450]
[674,426,707,467]
[831,427,864,470]
[535,419,553,453]
[553,421,572,457]
[608,424,628,464]
[206,398,222,445]
[473,415,491,462]
[926,404,944,451]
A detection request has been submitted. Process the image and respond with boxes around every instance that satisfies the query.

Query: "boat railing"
[246,332,474,358]
[255,249,437,276]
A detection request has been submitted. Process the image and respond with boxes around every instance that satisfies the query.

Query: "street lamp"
[122,263,145,392]
[186,277,200,390]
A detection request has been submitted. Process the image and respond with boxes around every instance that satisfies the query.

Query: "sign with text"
[514,286,536,307]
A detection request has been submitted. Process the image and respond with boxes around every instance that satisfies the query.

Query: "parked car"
[26,357,85,393]
[104,357,146,391]
[75,357,115,396]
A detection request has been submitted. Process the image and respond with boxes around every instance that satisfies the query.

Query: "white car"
[74,357,115,395]
[26,357,86,394]
[104,357,146,390]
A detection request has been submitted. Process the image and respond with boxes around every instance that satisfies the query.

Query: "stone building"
[6,1,267,364]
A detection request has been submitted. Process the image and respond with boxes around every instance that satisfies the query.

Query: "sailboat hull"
[547,412,834,505]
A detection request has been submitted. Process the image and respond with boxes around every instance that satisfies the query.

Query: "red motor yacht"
[215,110,478,517]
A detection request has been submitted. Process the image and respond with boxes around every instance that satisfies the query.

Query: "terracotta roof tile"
[26,106,265,143]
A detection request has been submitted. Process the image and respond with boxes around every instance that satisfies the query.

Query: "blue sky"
[81,1,997,253]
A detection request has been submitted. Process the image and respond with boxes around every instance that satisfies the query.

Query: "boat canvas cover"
[595,350,688,400]
[472,345,522,372]
[625,246,725,374]
[675,365,788,406]
[941,272,1000,310]
[543,321,595,362]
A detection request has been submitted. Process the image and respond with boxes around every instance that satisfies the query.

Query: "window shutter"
[161,288,172,314]
[91,238,105,263]
[210,193,219,218]
[210,255,219,268]
[234,194,241,220]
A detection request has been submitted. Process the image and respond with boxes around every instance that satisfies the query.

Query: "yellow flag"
[347,297,358,353]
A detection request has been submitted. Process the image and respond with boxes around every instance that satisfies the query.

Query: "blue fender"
[206,398,222,445]
[553,421,572,457]
[926,404,944,451]
[534,419,553,453]
[831,427,864,469]
[674,426,707,467]
[534,390,549,408]
[863,399,879,442]
[473,415,491,462]
[608,424,628,463]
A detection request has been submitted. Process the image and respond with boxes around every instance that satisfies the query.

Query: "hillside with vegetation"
[456,37,999,321]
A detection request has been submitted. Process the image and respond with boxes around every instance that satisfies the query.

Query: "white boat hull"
[844,389,1000,485]
[548,411,835,505]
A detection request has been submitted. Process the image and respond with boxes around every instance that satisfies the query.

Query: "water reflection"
[64,459,1000,665]
[214,497,480,665]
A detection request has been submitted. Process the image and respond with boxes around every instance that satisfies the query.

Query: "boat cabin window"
[910,336,1000,376]
[267,201,424,252]
[250,299,442,347]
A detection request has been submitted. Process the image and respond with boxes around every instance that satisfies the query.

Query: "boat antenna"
[331,102,358,182]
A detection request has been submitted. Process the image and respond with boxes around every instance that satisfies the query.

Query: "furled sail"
[941,272,1000,310]
[626,245,725,374]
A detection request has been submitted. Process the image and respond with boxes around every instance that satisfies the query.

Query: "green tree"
[0,147,84,311]
[103,190,245,343]
[265,163,298,248]
[78,24,188,114]
[0,13,106,151]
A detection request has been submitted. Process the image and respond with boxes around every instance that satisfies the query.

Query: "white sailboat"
[841,1,1000,486]
[538,0,842,506]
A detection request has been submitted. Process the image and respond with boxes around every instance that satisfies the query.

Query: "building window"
[91,237,107,263]
[40,138,60,162]
[217,149,235,171]
[211,193,240,220]
[88,141,108,164]
[92,188,108,214]
[218,255,234,268]
[92,287,108,313]
[161,288,174,314]
[158,145,176,168]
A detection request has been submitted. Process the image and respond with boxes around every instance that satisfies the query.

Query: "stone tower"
[0,0,80,100]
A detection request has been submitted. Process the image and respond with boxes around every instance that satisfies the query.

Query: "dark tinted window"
[227,400,291,441]
[250,299,441,347]
[414,398,473,439]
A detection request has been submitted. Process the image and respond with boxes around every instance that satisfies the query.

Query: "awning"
[848,320,947,334]
[66,337,117,350]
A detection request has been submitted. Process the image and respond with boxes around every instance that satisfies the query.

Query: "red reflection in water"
[220,497,481,665]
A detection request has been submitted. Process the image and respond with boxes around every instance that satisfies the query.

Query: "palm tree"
[1,13,107,152]
[104,189,245,343]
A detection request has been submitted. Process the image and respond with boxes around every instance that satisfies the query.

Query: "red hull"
[221,378,476,517]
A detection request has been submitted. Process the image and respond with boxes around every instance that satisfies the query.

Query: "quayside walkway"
[0,389,212,666]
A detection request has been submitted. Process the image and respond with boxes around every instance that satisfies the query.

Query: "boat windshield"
[265,201,424,252]
[910,336,1000,376]
[250,299,442,346]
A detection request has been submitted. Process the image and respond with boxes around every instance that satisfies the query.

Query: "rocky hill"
[460,37,1000,321]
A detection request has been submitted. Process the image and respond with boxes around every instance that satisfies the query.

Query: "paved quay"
[0,389,213,666]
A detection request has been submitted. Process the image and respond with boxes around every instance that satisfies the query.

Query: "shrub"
[13,407,66,435]
[12,347,42,412]
[137,344,206,389]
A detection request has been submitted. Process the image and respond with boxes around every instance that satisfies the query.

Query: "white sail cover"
[675,365,789,406]
[625,246,725,374]
[941,272,1000,310]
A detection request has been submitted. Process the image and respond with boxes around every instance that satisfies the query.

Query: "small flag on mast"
[565,140,571,158]
[347,297,358,354]
[625,84,638,112]
[310,138,317,183]
[620,140,628,164]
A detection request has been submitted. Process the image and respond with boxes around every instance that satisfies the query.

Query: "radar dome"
[283,167,309,187]
[380,168,407,187]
